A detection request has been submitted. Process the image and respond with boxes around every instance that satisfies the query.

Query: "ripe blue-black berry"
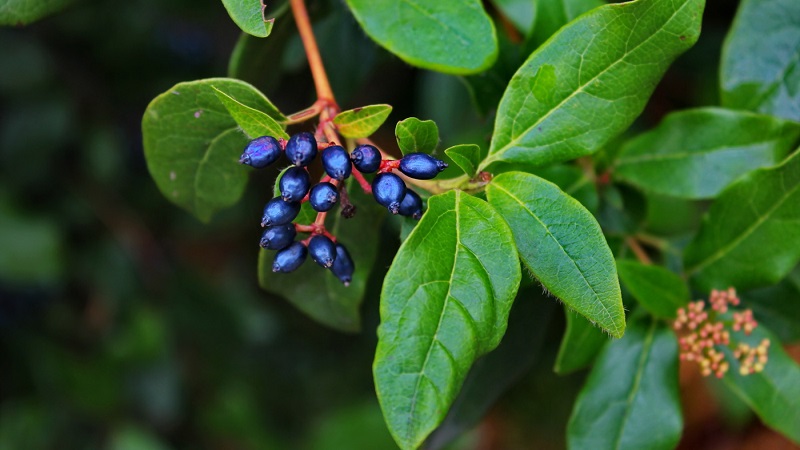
[240,136,282,168]
[279,167,311,202]
[309,182,339,212]
[308,235,336,268]
[259,223,296,250]
[321,145,352,180]
[272,241,307,273]
[285,132,317,166]
[398,189,423,220]
[330,243,354,286]
[398,153,448,179]
[350,144,381,173]
[261,197,301,227]
[372,172,406,214]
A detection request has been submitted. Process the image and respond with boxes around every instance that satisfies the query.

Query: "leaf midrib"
[616,141,780,165]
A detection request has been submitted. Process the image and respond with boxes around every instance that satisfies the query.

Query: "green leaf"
[555,307,608,374]
[615,108,800,199]
[212,87,287,140]
[444,144,481,177]
[333,105,393,139]
[0,199,63,284]
[374,191,520,450]
[143,79,280,221]
[490,0,537,35]
[220,0,274,38]
[741,268,800,343]
[343,0,498,75]
[529,164,599,213]
[480,0,704,171]
[720,0,800,121]
[529,0,604,47]
[684,150,800,291]
[486,172,625,337]
[616,261,689,319]
[567,319,682,450]
[0,0,73,25]
[395,118,439,155]
[721,325,800,444]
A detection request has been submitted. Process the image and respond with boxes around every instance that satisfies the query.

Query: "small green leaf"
[490,0,537,35]
[395,118,439,155]
[344,0,498,74]
[333,105,393,139]
[720,0,800,121]
[555,307,608,374]
[0,0,73,25]
[684,150,800,291]
[374,191,520,450]
[567,319,682,450]
[615,108,800,199]
[444,144,481,177]
[221,0,274,38]
[486,172,625,337]
[616,261,689,319]
[529,0,604,47]
[213,86,288,139]
[481,0,704,171]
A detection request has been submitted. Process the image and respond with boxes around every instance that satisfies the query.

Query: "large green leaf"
[616,260,689,319]
[479,0,704,171]
[529,0,604,47]
[486,172,624,337]
[490,0,537,35]
[374,191,520,450]
[142,78,279,222]
[615,108,800,199]
[0,0,73,25]
[567,319,682,450]
[741,268,800,343]
[720,0,800,121]
[220,0,274,38]
[684,150,800,291]
[343,0,498,75]
[554,307,608,374]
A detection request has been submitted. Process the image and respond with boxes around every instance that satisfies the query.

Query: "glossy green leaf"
[0,0,73,25]
[213,87,288,140]
[554,307,608,374]
[220,0,274,38]
[480,0,704,171]
[333,105,393,139]
[529,164,599,213]
[344,0,498,74]
[684,150,800,291]
[395,118,439,155]
[142,79,277,221]
[567,319,682,450]
[615,108,800,199]
[721,325,800,444]
[444,144,481,177]
[616,260,689,319]
[486,172,624,337]
[490,0,536,35]
[741,268,800,343]
[720,0,800,121]
[529,0,604,47]
[374,191,520,450]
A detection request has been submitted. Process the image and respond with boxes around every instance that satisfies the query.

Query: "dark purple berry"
[398,153,448,179]
[285,132,318,166]
[261,197,301,227]
[279,167,311,202]
[330,244,354,286]
[240,136,282,168]
[321,145,352,180]
[308,235,336,268]
[350,144,381,173]
[398,189,423,220]
[309,182,339,212]
[372,172,406,214]
[272,242,307,273]
[259,224,296,250]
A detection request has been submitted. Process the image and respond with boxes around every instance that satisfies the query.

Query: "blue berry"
[272,242,307,273]
[330,244,354,286]
[261,197,301,227]
[240,136,282,168]
[372,172,406,214]
[285,132,318,166]
[350,144,381,173]
[308,235,337,268]
[279,167,311,202]
[398,189,423,220]
[321,145,352,180]
[309,182,339,212]
[398,153,448,179]
[259,224,296,250]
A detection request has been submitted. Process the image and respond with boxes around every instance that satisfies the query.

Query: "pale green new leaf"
[0,0,73,25]
[444,144,481,177]
[213,87,288,140]
[333,104,393,138]
[221,0,274,38]
[395,118,439,155]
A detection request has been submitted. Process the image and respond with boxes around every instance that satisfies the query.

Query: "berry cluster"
[240,131,448,282]
[673,288,769,378]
